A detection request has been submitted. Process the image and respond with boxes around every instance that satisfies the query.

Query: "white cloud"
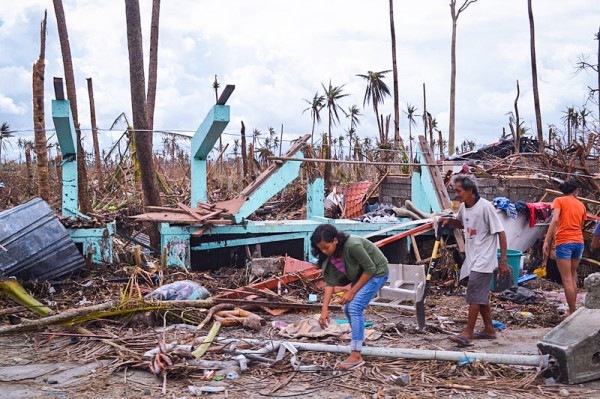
[0,0,598,161]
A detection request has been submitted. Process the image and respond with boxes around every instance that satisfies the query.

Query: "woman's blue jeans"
[344,274,389,352]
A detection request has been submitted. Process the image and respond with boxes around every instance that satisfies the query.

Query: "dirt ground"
[1,273,600,399]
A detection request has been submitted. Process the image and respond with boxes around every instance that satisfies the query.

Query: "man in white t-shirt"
[441,174,509,347]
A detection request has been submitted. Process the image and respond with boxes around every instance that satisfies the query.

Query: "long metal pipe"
[213,338,548,368]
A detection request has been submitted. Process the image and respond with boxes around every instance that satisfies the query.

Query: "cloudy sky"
[0,0,598,161]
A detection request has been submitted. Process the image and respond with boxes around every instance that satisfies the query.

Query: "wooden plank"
[418,135,465,252]
[129,213,202,223]
[240,134,310,197]
[544,188,600,206]
[146,205,210,215]
[178,202,208,222]
[418,135,451,209]
[213,267,322,299]
[374,222,434,248]
[410,234,422,262]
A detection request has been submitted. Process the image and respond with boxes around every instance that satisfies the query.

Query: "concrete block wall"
[379,174,556,207]
[379,175,412,205]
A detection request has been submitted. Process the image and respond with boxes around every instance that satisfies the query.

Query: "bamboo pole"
[192,321,222,359]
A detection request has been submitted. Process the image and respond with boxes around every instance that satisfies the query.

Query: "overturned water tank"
[0,198,85,280]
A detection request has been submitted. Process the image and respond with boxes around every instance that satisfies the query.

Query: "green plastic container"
[491,249,523,291]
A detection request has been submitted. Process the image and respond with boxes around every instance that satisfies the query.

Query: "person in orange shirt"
[543,179,587,315]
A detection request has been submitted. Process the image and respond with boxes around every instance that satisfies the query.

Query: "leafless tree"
[125,0,161,209]
[86,78,102,189]
[33,11,49,201]
[528,0,544,151]
[448,0,478,156]
[389,0,401,148]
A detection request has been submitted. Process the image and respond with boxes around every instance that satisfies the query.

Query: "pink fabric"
[329,256,346,275]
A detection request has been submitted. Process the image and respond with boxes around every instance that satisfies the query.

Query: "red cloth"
[525,202,552,228]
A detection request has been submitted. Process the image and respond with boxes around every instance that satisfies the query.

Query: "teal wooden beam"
[306,178,324,219]
[67,222,115,264]
[52,99,78,218]
[191,158,207,205]
[160,223,192,268]
[191,105,230,206]
[412,149,440,213]
[233,152,303,223]
[160,219,415,266]
[191,232,307,251]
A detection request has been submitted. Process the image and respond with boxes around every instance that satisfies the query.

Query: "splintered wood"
[129,201,233,227]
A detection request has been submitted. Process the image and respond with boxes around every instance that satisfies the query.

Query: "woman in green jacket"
[311,224,389,370]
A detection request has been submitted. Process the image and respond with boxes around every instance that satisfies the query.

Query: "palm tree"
[303,92,325,145]
[449,0,478,156]
[404,103,418,159]
[233,139,240,174]
[527,0,544,151]
[147,0,160,130]
[388,0,401,146]
[338,134,345,160]
[212,74,220,103]
[356,70,391,144]
[240,121,248,178]
[322,81,348,182]
[579,107,590,137]
[345,105,361,156]
[0,122,14,164]
[252,128,262,148]
[561,106,579,144]
[257,143,273,169]
[125,0,162,213]
[267,126,276,142]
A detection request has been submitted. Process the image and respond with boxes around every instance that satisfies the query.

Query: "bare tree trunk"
[125,0,161,208]
[528,0,544,151]
[514,80,521,154]
[53,0,91,214]
[146,0,160,130]
[241,121,248,178]
[438,130,444,160]
[56,153,63,200]
[86,78,102,190]
[448,0,478,157]
[422,83,428,143]
[597,26,600,129]
[33,11,49,202]
[389,0,401,148]
[279,124,283,156]
[248,142,254,178]
[374,99,383,144]
[25,144,34,196]
[449,2,458,157]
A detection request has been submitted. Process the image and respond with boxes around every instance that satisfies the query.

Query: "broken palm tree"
[0,279,53,317]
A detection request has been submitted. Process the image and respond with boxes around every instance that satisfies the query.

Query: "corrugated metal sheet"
[0,198,85,280]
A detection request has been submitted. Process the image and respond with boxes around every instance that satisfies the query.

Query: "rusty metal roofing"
[0,198,85,280]
[343,180,372,219]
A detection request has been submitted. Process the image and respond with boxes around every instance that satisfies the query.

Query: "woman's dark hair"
[559,179,579,195]
[310,224,349,264]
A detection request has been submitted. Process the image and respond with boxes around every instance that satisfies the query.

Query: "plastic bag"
[498,286,538,304]
[145,280,211,301]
